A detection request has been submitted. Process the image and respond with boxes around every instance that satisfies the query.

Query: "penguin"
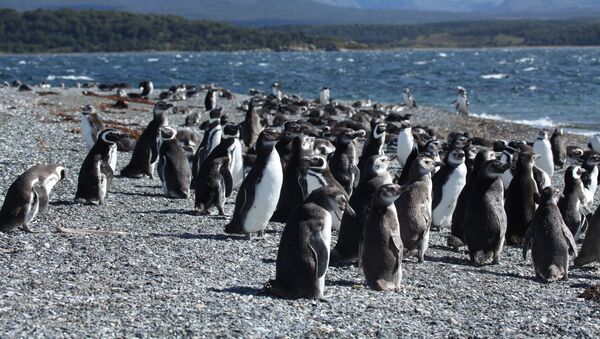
[397,139,442,185]
[241,100,263,149]
[204,88,218,111]
[361,183,404,291]
[357,121,387,174]
[275,122,305,173]
[194,124,242,214]
[120,101,172,178]
[402,88,417,108]
[191,107,223,188]
[227,124,245,190]
[319,86,330,104]
[463,159,510,266]
[448,149,495,249]
[523,186,577,282]
[128,80,153,98]
[75,129,124,205]
[0,164,65,232]
[575,203,600,267]
[396,120,416,169]
[225,128,283,236]
[499,147,516,190]
[396,155,440,262]
[431,148,467,231]
[80,105,105,150]
[557,166,591,239]
[533,130,554,177]
[504,152,540,245]
[331,154,394,265]
[550,128,567,169]
[453,86,469,116]
[304,155,345,197]
[589,134,600,154]
[271,82,283,101]
[157,127,192,199]
[329,130,364,196]
[270,134,315,223]
[581,153,600,205]
[265,186,352,299]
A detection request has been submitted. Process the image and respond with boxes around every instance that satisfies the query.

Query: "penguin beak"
[533,154,541,160]
[434,161,445,167]
[345,204,356,218]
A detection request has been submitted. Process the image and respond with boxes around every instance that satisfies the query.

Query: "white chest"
[244,150,283,233]
[396,130,414,167]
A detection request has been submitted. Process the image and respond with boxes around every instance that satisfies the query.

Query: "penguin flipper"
[561,222,578,257]
[221,166,233,198]
[522,224,534,260]
[390,231,403,254]
[351,164,360,188]
[33,183,49,214]
[309,233,328,278]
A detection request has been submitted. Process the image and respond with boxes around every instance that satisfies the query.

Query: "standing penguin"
[331,154,394,265]
[270,134,315,223]
[533,130,554,177]
[120,101,172,178]
[357,121,387,174]
[523,186,577,282]
[241,100,263,149]
[432,148,467,231]
[397,139,442,185]
[191,107,223,188]
[194,124,242,214]
[157,127,192,199]
[0,164,65,232]
[575,203,600,266]
[329,130,364,196]
[319,86,330,104]
[448,148,494,249]
[558,166,591,239]
[550,128,567,169]
[402,88,418,108]
[304,155,345,197]
[589,134,600,154]
[396,155,440,262]
[225,128,282,236]
[453,86,469,116]
[463,159,510,266]
[204,88,218,111]
[581,153,600,205]
[80,105,105,150]
[361,183,404,291]
[227,124,245,190]
[396,120,416,169]
[504,152,540,245]
[265,187,352,299]
[75,129,124,205]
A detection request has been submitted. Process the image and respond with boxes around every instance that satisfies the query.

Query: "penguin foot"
[22,224,35,233]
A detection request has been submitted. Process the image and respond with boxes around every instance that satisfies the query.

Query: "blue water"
[1,48,600,133]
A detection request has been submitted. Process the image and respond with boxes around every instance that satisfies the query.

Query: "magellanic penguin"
[396,155,441,262]
[303,155,346,230]
[463,159,510,266]
[581,153,600,205]
[557,166,591,239]
[361,183,404,291]
[331,154,394,265]
[550,128,566,169]
[191,107,223,188]
[270,134,315,223]
[194,124,242,215]
[397,139,442,185]
[204,88,218,111]
[396,120,416,169]
[575,203,600,266]
[120,101,172,178]
[523,186,577,282]
[431,148,467,231]
[533,130,554,177]
[75,129,125,205]
[265,186,352,299]
[157,127,192,199]
[504,152,540,245]
[241,100,263,149]
[453,86,469,116]
[80,105,105,150]
[225,128,283,236]
[402,88,418,108]
[271,82,283,101]
[319,86,330,104]
[329,130,364,196]
[0,164,65,232]
[357,121,387,174]
[275,122,305,173]
[128,80,154,98]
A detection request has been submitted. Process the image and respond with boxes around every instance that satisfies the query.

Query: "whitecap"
[516,57,534,63]
[18,60,26,65]
[46,75,94,81]
[438,53,448,57]
[258,63,269,67]
[147,58,159,63]
[414,61,428,65]
[522,67,537,72]
[472,113,555,128]
[335,57,343,62]
[480,73,509,80]
[529,86,537,91]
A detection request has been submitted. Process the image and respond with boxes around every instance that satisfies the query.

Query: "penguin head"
[404,88,411,94]
[372,122,387,140]
[517,152,538,169]
[153,101,174,116]
[52,165,66,181]
[464,146,479,161]
[567,165,584,181]
[159,126,177,141]
[306,186,353,218]
[257,128,281,151]
[366,154,392,177]
[412,155,442,178]
[585,153,600,166]
[305,155,327,170]
[536,130,549,140]
[447,149,466,166]
[99,128,126,144]
[81,105,95,115]
[554,128,564,136]
[457,86,467,95]
[539,186,562,204]
[425,139,442,154]
[339,130,363,146]
[222,123,241,139]
[297,134,315,154]
[313,139,335,156]
[374,183,405,208]
[480,159,511,179]
[399,120,412,132]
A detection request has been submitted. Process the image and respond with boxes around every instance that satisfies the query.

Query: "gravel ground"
[0,87,598,337]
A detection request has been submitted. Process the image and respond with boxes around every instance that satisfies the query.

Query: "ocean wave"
[480,73,509,80]
[147,58,159,62]
[414,61,428,65]
[472,113,555,128]
[522,67,537,72]
[46,75,94,81]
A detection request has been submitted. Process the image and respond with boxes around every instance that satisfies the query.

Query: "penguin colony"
[1,81,600,300]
